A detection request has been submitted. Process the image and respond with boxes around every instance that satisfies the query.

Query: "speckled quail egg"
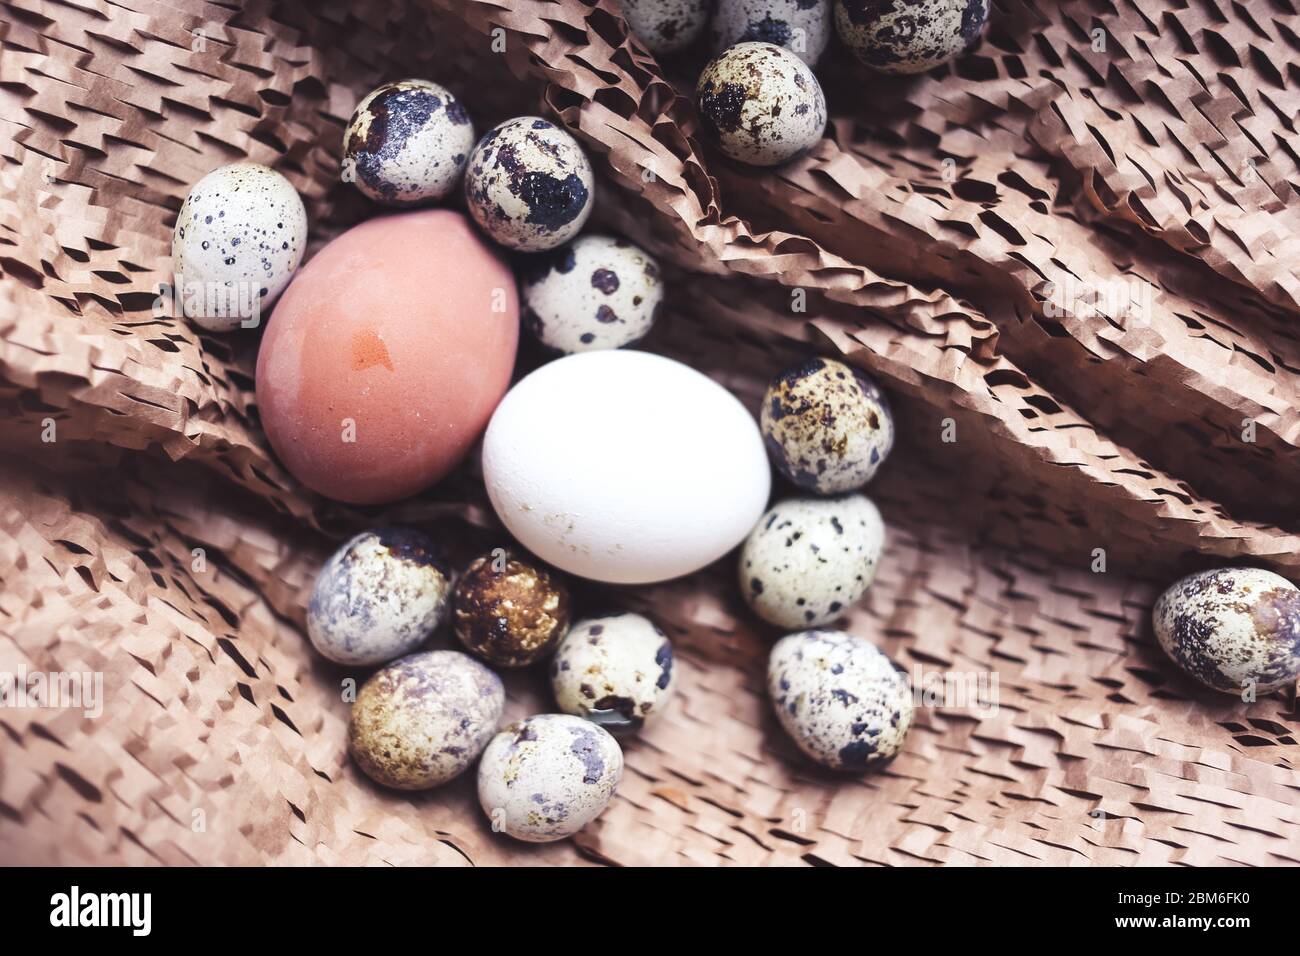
[740,494,885,629]
[835,0,988,74]
[478,713,624,842]
[696,42,827,166]
[342,79,475,206]
[769,629,913,770]
[464,117,595,252]
[172,162,307,331]
[712,0,832,68]
[762,357,895,494]
[453,550,571,667]
[349,650,505,790]
[1153,568,1300,695]
[551,613,676,733]
[621,0,709,54]
[307,528,451,667]
[522,235,663,353]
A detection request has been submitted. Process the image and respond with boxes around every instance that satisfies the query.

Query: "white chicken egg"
[481,350,771,584]
[172,162,307,332]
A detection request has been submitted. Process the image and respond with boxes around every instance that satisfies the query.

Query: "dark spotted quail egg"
[342,79,475,206]
[768,629,913,770]
[307,528,451,666]
[349,650,505,790]
[696,42,827,166]
[762,357,894,494]
[551,613,676,733]
[522,235,663,353]
[478,713,624,842]
[621,0,709,54]
[712,0,832,68]
[1153,568,1300,695]
[835,0,988,74]
[452,550,571,667]
[464,117,595,252]
[172,162,306,331]
[740,494,885,629]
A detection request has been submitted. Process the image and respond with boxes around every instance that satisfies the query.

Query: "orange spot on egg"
[351,328,394,372]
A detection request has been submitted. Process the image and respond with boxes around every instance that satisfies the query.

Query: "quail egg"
[172,162,307,331]
[478,713,624,842]
[342,79,475,205]
[1153,568,1300,695]
[768,629,913,770]
[307,528,451,667]
[464,117,595,251]
[551,613,676,732]
[835,0,988,74]
[740,495,885,629]
[696,42,827,166]
[762,357,895,494]
[522,235,663,353]
[622,0,710,54]
[712,0,832,67]
[349,650,505,790]
[453,550,571,667]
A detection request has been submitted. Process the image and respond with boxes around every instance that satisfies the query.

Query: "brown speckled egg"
[307,528,451,666]
[696,42,826,166]
[521,234,663,353]
[464,117,594,252]
[453,551,571,667]
[762,357,894,494]
[477,714,623,842]
[550,613,676,733]
[1153,568,1300,695]
[343,79,475,205]
[769,629,913,770]
[622,0,710,54]
[835,0,987,75]
[349,650,505,790]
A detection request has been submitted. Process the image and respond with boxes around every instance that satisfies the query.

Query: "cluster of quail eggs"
[306,530,677,843]
[732,354,911,770]
[613,0,990,167]
[173,76,665,354]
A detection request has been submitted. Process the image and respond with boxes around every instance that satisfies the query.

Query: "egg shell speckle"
[762,357,894,494]
[349,650,505,790]
[768,629,913,770]
[343,79,475,205]
[464,116,594,251]
[711,0,832,67]
[453,551,571,667]
[696,42,826,166]
[521,234,663,353]
[835,0,988,75]
[478,713,624,842]
[172,162,307,332]
[622,0,710,54]
[551,613,676,733]
[307,528,451,666]
[1153,568,1300,694]
[741,494,885,629]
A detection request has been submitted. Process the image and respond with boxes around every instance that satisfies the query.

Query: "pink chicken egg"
[256,209,519,504]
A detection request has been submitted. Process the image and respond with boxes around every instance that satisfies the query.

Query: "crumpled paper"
[1,0,1297,866]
